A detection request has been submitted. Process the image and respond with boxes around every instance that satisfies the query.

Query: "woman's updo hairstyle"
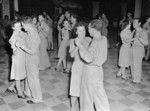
[71,21,85,39]
[73,21,85,33]
[89,19,104,32]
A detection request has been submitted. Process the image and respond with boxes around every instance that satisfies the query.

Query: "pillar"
[92,1,100,18]
[148,2,150,16]
[134,0,142,18]
[14,0,19,11]
[2,0,10,18]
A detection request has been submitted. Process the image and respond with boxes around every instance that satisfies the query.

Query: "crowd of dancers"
[1,10,150,111]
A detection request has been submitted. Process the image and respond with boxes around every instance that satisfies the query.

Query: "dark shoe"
[27,100,41,104]
[54,67,60,72]
[27,100,34,104]
[5,89,16,94]
[130,81,140,84]
[18,95,25,99]
[46,67,51,70]
[63,68,66,72]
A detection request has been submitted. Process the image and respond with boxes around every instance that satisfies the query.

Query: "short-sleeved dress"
[69,37,91,97]
[58,28,70,59]
[118,29,132,67]
[47,18,53,43]
[39,22,51,70]
[9,31,27,80]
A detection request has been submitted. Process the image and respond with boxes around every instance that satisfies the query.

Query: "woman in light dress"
[75,19,110,111]
[101,13,109,36]
[55,19,70,71]
[57,14,65,46]
[143,17,150,61]
[69,21,91,111]
[16,20,42,104]
[117,21,136,80]
[47,15,54,50]
[100,13,110,48]
[64,13,78,74]
[6,21,27,98]
[43,12,54,50]
[38,14,51,70]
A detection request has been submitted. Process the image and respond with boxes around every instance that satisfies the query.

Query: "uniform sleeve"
[139,30,148,46]
[99,39,108,65]
[22,32,40,55]
[31,37,40,54]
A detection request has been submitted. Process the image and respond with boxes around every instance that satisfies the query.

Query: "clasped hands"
[75,37,82,47]
[15,41,24,49]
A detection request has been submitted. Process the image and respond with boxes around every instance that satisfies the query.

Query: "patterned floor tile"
[127,94,145,102]
[48,78,60,84]
[106,78,120,85]
[125,85,141,93]
[143,87,150,93]
[108,98,115,104]
[51,73,64,78]
[3,95,19,104]
[49,89,65,97]
[116,89,132,96]
[0,104,11,111]
[130,103,150,111]
[110,102,127,111]
[123,108,135,111]
[52,103,69,111]
[133,84,147,89]
[8,100,26,110]
[141,99,150,108]
[0,98,5,106]
[136,90,150,98]
[56,93,69,102]
[118,97,136,107]
[30,102,48,111]
[0,92,13,97]
[115,82,129,88]
[104,81,111,87]
[14,106,33,111]
[41,82,56,91]
[43,92,53,101]
[106,84,122,92]
[107,92,123,101]
[105,88,113,94]
[44,98,61,108]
